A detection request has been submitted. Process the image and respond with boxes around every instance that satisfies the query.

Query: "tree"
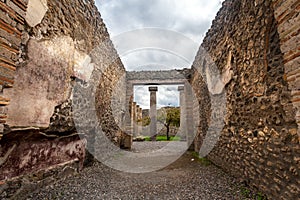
[157,107,180,140]
[139,116,150,126]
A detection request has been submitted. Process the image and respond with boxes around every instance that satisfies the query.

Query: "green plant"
[143,136,151,141]
[155,136,181,141]
[157,107,180,140]
[256,192,266,200]
[240,187,250,197]
[190,151,211,166]
[239,186,267,200]
[140,116,150,126]
[170,136,181,141]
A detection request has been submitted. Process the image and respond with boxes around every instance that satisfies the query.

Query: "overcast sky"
[95,0,223,109]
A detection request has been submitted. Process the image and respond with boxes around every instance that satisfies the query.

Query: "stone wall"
[0,0,127,197]
[127,69,191,82]
[1,0,299,199]
[96,59,127,146]
[191,0,299,199]
[4,0,115,129]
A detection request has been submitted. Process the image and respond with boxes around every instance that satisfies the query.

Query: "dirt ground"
[26,142,255,200]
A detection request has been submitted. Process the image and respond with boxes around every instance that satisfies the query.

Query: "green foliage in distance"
[157,107,180,140]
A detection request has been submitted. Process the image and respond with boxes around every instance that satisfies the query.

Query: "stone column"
[178,86,186,140]
[185,83,195,150]
[138,107,143,136]
[125,82,134,136]
[132,102,137,137]
[134,105,140,136]
[149,87,158,141]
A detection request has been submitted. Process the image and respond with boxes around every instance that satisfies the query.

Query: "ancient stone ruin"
[0,0,299,199]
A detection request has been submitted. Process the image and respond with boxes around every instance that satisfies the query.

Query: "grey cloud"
[96,0,168,34]
[112,28,199,59]
[122,50,191,71]
[96,0,222,69]
[111,28,200,70]
[96,0,222,107]
[173,19,213,42]
[96,0,222,42]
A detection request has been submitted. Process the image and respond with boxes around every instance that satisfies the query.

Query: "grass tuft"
[190,151,211,166]
[144,136,151,141]
[239,186,267,200]
[141,135,181,141]
[156,136,181,141]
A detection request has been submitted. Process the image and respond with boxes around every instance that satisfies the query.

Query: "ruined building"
[0,0,299,199]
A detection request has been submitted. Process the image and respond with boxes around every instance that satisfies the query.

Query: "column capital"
[149,86,158,92]
[178,86,184,91]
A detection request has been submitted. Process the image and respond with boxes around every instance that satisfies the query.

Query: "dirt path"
[26,142,252,200]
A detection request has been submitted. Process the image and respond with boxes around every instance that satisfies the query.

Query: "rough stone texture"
[0,157,81,199]
[0,0,299,199]
[0,0,127,196]
[5,0,112,129]
[190,0,300,199]
[127,69,191,83]
[0,130,85,180]
[25,0,48,27]
[1,0,126,142]
[95,58,127,147]
[47,99,75,133]
[189,68,210,153]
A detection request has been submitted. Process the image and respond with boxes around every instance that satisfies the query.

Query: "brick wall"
[0,0,28,136]
[272,0,300,135]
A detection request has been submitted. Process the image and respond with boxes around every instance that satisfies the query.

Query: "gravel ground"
[27,142,253,200]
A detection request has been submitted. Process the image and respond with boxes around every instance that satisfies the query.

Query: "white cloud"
[96,0,223,42]
[134,85,181,109]
[96,0,223,71]
[112,28,200,71]
[95,0,223,109]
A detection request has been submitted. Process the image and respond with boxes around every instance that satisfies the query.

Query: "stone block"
[122,133,132,149]
[25,0,48,27]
